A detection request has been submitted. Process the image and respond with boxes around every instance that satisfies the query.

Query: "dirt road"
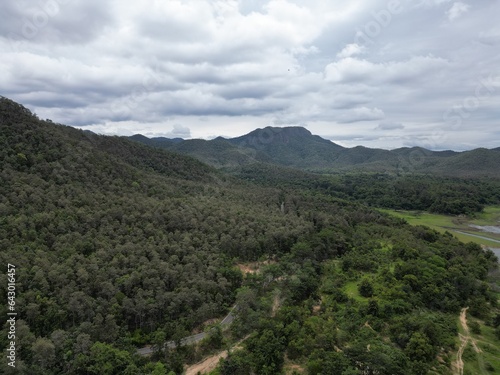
[185,351,229,375]
[184,337,248,375]
[453,307,482,375]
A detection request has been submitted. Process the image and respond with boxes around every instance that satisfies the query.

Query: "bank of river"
[469,225,500,234]
[453,230,500,245]
[490,248,500,260]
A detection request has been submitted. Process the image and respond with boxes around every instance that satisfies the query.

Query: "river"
[469,225,500,234]
[490,248,500,261]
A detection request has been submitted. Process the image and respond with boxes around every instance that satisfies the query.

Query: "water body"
[490,248,500,261]
[469,225,500,234]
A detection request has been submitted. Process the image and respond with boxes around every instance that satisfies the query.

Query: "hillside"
[0,97,315,373]
[129,127,500,178]
[0,97,498,375]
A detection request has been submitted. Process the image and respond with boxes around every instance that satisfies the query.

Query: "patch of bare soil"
[285,364,306,374]
[184,337,248,375]
[185,351,228,375]
[271,294,281,317]
[236,260,276,275]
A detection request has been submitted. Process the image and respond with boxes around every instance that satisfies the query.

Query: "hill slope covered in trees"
[0,97,498,374]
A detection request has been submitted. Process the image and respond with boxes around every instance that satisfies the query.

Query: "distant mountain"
[129,126,500,178]
[226,126,345,168]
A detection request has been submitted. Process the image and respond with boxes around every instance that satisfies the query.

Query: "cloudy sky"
[1,0,499,150]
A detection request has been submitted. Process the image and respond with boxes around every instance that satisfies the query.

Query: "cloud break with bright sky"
[1,0,499,150]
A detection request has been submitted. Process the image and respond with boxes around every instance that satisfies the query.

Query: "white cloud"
[337,43,365,58]
[337,107,385,124]
[324,55,449,84]
[447,2,470,21]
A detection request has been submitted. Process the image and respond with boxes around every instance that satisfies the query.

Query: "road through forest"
[137,307,236,356]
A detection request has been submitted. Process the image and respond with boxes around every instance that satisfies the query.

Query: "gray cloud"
[337,107,385,124]
[0,0,499,150]
[376,121,405,130]
[0,0,115,45]
[157,124,191,139]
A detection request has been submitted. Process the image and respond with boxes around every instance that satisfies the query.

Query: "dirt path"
[453,307,483,375]
[185,351,229,375]
[271,293,280,317]
[184,337,248,375]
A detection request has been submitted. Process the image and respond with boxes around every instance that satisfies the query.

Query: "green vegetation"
[213,223,498,375]
[380,207,500,247]
[130,126,500,178]
[0,97,499,374]
[228,164,500,216]
[0,98,311,373]
[460,315,500,375]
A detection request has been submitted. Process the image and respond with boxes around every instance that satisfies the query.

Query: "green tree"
[84,342,134,375]
[405,332,434,362]
[358,279,374,298]
[31,337,56,370]
[247,328,286,375]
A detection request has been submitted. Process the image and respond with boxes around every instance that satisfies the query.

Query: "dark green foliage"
[0,98,317,373]
[246,326,286,375]
[495,327,500,340]
[202,325,224,350]
[129,125,500,178]
[358,279,374,298]
[320,173,500,215]
[231,165,500,215]
[469,321,481,335]
[219,350,252,375]
[73,342,135,375]
[0,98,498,374]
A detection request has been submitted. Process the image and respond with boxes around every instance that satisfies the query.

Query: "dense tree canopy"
[0,98,498,374]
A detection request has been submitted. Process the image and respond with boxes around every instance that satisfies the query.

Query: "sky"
[1,0,499,150]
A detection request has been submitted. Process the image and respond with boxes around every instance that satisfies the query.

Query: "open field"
[379,207,500,248]
[344,281,368,303]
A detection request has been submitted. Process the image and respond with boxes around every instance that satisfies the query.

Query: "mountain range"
[129,126,500,178]
[1,95,498,178]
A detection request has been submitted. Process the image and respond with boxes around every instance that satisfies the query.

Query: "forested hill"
[0,97,498,375]
[0,96,318,372]
[0,97,216,182]
[130,126,500,178]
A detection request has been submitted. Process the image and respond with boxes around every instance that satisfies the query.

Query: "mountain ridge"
[1,96,498,178]
[129,126,500,178]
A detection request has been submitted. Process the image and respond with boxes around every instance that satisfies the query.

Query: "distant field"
[379,206,500,248]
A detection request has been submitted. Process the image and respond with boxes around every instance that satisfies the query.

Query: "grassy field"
[344,281,368,303]
[378,207,500,248]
